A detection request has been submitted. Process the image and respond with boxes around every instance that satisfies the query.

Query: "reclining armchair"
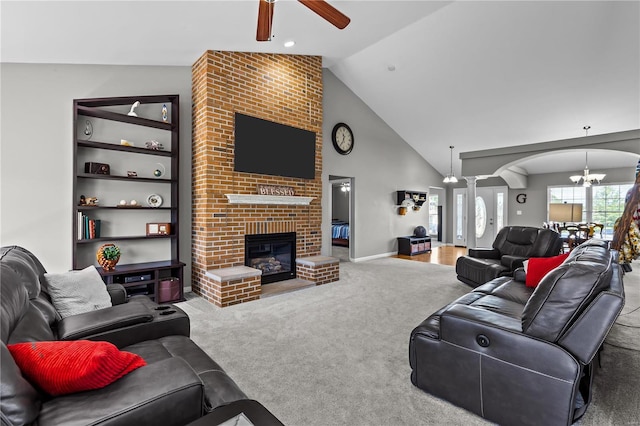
[456,226,562,287]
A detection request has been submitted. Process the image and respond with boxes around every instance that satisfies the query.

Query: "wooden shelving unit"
[72,95,183,302]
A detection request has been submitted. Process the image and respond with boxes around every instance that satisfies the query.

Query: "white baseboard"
[351,252,397,263]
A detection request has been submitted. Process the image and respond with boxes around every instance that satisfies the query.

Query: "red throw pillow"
[7,340,146,396]
[525,253,570,288]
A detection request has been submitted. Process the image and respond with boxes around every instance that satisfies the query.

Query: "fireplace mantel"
[225,194,314,206]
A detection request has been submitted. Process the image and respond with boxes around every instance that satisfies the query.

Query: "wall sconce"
[340,182,350,192]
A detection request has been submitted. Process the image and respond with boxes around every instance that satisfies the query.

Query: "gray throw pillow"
[44,266,112,318]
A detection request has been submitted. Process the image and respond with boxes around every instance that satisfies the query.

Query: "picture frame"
[146,223,171,236]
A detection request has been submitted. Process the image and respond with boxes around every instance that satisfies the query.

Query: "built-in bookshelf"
[72,95,183,302]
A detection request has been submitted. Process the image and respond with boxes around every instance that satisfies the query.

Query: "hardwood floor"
[394,245,467,266]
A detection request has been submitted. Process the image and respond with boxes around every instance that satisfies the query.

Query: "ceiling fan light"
[449,176,458,183]
[570,175,582,183]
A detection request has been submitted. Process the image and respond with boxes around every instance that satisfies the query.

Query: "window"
[456,193,464,240]
[428,195,438,235]
[548,186,586,222]
[475,196,487,238]
[547,183,632,239]
[592,184,633,238]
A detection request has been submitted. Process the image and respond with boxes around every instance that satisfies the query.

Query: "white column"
[464,176,478,249]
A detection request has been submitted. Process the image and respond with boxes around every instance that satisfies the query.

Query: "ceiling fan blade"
[256,0,275,42]
[298,0,350,30]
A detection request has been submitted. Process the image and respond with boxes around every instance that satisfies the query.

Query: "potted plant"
[96,243,120,271]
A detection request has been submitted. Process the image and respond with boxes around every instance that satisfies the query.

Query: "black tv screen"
[234,113,316,179]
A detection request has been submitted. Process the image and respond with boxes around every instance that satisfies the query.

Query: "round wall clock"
[332,123,354,155]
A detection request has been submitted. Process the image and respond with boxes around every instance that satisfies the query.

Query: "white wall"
[322,70,445,260]
[0,63,192,277]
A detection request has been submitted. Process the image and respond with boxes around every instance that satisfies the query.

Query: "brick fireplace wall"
[191,50,323,306]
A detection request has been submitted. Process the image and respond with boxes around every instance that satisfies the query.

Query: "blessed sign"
[257,185,296,196]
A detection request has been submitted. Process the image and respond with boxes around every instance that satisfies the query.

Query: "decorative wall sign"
[257,185,296,196]
[516,193,527,204]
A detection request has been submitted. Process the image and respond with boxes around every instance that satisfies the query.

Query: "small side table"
[397,236,431,256]
[187,399,283,426]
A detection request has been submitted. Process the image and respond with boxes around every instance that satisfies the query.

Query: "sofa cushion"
[124,335,248,411]
[7,340,146,396]
[522,242,612,342]
[0,342,41,425]
[492,226,538,257]
[44,266,112,319]
[525,253,569,288]
[0,246,45,299]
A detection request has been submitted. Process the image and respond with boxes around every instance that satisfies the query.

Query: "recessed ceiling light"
[284,40,295,48]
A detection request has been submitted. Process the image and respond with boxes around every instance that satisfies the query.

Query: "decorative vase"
[97,243,120,271]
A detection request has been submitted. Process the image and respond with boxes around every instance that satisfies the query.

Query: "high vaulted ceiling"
[2,1,639,178]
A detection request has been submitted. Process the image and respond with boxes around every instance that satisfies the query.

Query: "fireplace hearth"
[245,232,296,284]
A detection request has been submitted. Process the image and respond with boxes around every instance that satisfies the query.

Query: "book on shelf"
[77,213,101,240]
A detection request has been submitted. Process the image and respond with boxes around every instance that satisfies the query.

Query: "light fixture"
[443,145,458,183]
[340,182,350,192]
[569,127,605,187]
[284,40,295,48]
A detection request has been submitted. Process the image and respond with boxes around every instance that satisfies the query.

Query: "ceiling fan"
[257,0,351,42]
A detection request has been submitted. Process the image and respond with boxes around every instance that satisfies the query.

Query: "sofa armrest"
[38,357,204,426]
[57,301,153,341]
[513,267,526,282]
[559,290,624,364]
[468,248,500,259]
[107,284,127,305]
[440,304,579,381]
[501,255,527,271]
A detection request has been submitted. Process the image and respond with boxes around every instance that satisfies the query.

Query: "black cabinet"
[397,236,431,255]
[98,260,185,303]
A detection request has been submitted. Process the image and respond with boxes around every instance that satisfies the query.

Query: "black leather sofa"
[410,239,625,425]
[456,226,562,287]
[0,246,249,426]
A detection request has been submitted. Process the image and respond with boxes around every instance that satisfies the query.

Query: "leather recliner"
[410,239,625,425]
[456,226,562,287]
[1,246,248,426]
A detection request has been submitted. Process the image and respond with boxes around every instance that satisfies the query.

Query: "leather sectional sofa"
[0,246,264,426]
[410,239,625,425]
[456,225,563,287]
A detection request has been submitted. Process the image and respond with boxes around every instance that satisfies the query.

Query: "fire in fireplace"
[245,232,296,284]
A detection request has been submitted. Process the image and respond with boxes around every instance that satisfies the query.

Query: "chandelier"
[570,152,606,187]
[443,145,458,183]
[569,127,605,187]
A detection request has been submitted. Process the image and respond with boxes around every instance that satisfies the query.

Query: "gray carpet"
[176,258,640,426]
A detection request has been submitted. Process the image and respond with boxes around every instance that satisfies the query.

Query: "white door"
[476,186,508,248]
[453,188,466,246]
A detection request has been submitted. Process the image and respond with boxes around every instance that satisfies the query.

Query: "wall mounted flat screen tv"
[234,113,316,179]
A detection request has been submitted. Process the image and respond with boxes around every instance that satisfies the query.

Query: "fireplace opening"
[245,232,296,284]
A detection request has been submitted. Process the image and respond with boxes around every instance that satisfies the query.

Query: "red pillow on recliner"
[7,340,146,396]
[525,253,569,288]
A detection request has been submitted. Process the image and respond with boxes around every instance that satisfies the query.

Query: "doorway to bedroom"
[330,177,353,262]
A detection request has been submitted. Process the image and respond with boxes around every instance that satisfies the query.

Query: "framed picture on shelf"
[146,223,171,236]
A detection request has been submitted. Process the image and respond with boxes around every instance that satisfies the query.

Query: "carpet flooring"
[176,258,640,426]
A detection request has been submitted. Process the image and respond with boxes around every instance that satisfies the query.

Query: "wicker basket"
[96,243,120,271]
